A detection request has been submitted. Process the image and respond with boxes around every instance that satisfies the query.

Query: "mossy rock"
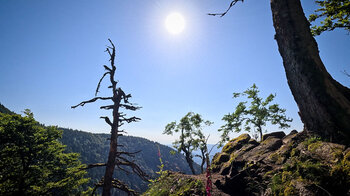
[212,153,230,166]
[308,141,345,164]
[222,134,251,154]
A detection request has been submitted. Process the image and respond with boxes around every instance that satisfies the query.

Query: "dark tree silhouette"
[72,39,147,196]
[210,0,350,144]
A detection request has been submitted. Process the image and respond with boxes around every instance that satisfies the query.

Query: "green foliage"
[163,112,212,174]
[0,112,88,195]
[309,0,350,35]
[149,145,167,184]
[219,84,292,144]
[143,172,205,196]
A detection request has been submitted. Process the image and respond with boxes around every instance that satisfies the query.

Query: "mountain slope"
[0,103,14,114]
[0,103,200,194]
[59,128,200,194]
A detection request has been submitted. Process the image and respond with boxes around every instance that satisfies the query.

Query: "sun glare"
[165,12,185,34]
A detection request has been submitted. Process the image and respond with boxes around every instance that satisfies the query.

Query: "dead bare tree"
[72,39,148,196]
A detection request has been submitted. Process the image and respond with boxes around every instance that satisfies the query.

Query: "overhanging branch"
[208,0,244,17]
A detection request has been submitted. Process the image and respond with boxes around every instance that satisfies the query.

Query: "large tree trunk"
[270,0,350,144]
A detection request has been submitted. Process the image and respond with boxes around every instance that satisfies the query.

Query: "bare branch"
[116,157,149,181]
[116,150,142,157]
[100,116,113,126]
[103,65,112,72]
[106,48,112,58]
[100,105,114,110]
[116,164,131,174]
[111,179,138,196]
[108,38,116,49]
[83,163,106,170]
[71,97,113,108]
[95,72,110,96]
[208,0,244,17]
[120,104,141,111]
[342,70,350,77]
[120,116,141,123]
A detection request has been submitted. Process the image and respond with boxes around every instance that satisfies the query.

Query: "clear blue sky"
[1,0,349,144]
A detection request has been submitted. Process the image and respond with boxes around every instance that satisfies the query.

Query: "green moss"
[212,153,230,166]
[269,152,279,162]
[270,173,283,195]
[283,184,297,196]
[222,134,250,154]
[307,141,322,152]
[263,170,275,179]
[290,148,299,157]
[303,136,321,146]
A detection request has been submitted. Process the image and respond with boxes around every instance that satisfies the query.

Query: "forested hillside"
[0,103,200,194]
[59,128,200,193]
[0,103,14,114]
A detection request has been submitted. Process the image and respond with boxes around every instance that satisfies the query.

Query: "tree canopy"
[309,0,350,35]
[164,112,212,174]
[219,84,292,144]
[0,112,88,195]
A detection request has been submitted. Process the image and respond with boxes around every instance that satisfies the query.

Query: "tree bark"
[182,147,196,175]
[102,101,120,196]
[186,155,196,175]
[270,0,350,144]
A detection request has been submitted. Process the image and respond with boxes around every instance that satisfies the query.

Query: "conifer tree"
[0,112,88,195]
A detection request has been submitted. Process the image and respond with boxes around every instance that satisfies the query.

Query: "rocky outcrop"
[143,131,350,196]
[211,131,350,196]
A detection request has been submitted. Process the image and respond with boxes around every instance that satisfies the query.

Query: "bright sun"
[165,12,185,34]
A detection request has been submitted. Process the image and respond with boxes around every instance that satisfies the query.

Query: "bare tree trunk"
[270,0,350,144]
[102,102,120,196]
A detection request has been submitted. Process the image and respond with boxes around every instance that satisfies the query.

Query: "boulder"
[282,130,299,144]
[262,131,286,141]
[307,141,345,163]
[222,134,251,154]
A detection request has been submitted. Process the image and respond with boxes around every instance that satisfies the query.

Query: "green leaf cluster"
[0,112,88,195]
[164,112,212,157]
[219,84,292,144]
[309,0,350,35]
[164,112,212,174]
